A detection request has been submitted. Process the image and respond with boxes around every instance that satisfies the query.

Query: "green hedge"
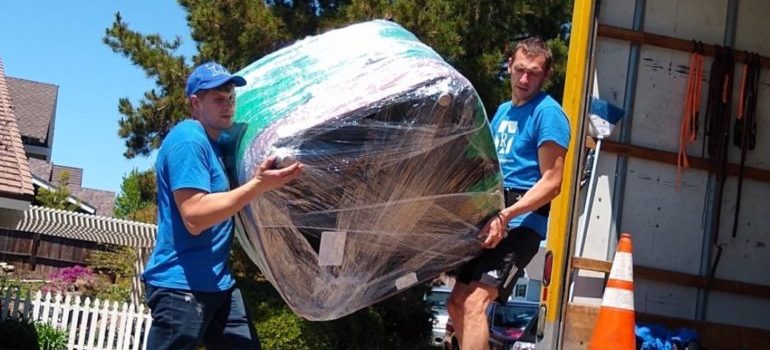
[232,241,433,350]
[35,323,67,350]
[236,275,432,350]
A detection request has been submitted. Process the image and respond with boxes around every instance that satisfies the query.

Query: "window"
[515,284,527,298]
[425,290,450,310]
[492,303,537,328]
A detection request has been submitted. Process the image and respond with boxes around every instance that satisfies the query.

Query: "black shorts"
[454,226,541,303]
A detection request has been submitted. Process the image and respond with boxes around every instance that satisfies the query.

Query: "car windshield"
[492,304,537,329]
[425,291,450,310]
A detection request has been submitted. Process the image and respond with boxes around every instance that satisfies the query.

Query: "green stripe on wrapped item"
[225,20,503,321]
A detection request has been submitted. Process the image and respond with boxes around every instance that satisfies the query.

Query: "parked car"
[425,285,452,347]
[510,307,538,350]
[488,300,538,350]
[443,299,538,350]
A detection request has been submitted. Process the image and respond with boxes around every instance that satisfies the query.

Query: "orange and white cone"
[589,233,636,350]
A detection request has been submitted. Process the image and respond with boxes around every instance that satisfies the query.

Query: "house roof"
[27,156,53,179]
[27,157,116,217]
[7,205,156,248]
[30,173,97,214]
[0,59,34,201]
[7,76,58,144]
[52,164,83,188]
[70,187,116,217]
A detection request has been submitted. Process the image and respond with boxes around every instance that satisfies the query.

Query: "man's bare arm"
[175,157,303,235]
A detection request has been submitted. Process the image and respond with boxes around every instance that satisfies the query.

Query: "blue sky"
[0,1,195,194]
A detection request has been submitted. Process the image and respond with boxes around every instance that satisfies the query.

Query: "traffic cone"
[589,233,636,350]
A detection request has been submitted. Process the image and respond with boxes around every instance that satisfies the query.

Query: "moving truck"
[537,0,770,348]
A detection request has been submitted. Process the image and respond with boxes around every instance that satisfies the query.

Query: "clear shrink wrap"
[226,20,503,320]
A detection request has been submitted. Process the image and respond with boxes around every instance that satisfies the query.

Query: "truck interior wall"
[707,291,770,330]
[580,0,770,333]
[572,30,633,306]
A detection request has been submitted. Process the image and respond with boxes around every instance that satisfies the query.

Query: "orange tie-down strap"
[677,50,704,188]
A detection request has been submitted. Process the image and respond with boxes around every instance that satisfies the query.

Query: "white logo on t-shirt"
[494,120,518,155]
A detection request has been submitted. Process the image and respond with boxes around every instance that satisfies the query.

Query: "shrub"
[87,245,136,303]
[232,241,434,350]
[237,275,331,350]
[0,277,44,299]
[93,278,132,303]
[370,285,433,350]
[87,245,136,281]
[36,323,67,350]
[325,307,389,349]
[39,264,132,304]
[41,265,98,296]
[254,307,333,350]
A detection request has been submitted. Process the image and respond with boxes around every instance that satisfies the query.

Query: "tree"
[114,168,157,223]
[86,244,136,302]
[105,0,571,158]
[87,245,136,281]
[35,170,79,211]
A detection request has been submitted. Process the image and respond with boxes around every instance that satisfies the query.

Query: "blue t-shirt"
[142,119,235,292]
[490,93,570,239]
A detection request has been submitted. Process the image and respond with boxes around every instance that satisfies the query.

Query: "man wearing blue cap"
[142,61,304,350]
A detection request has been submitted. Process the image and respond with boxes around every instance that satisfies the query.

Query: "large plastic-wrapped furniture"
[228,20,503,320]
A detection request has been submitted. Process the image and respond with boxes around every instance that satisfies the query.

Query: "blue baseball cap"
[185,61,247,97]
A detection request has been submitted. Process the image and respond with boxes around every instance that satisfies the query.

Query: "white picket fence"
[0,288,152,350]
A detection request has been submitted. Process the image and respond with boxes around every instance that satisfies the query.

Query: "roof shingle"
[27,157,52,180]
[0,59,34,200]
[7,76,58,143]
[52,164,83,188]
[70,187,116,217]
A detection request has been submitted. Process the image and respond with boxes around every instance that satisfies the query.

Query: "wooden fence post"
[29,232,41,270]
